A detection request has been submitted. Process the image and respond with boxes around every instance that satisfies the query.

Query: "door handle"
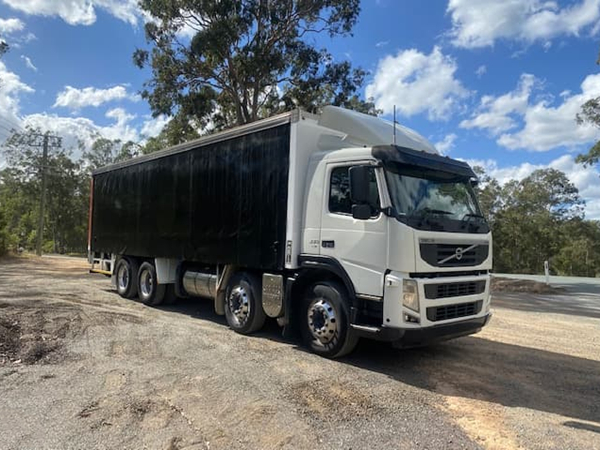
[321,240,335,249]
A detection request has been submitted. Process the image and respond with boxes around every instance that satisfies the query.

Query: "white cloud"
[375,40,389,48]
[460,73,538,134]
[141,115,169,139]
[20,55,37,71]
[0,17,24,34]
[0,61,34,140]
[447,0,600,48]
[1,0,140,26]
[465,155,600,219]
[53,85,137,110]
[365,46,469,120]
[23,107,139,152]
[475,65,487,78]
[461,73,600,151]
[434,133,457,154]
[498,74,600,151]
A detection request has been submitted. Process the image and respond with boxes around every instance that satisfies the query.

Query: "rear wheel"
[137,261,166,306]
[225,272,266,334]
[115,257,139,299]
[301,281,358,358]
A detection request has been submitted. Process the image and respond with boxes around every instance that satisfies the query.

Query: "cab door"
[319,163,388,297]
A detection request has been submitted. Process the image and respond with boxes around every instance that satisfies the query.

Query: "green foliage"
[475,166,599,276]
[82,137,140,171]
[575,50,600,169]
[0,131,134,255]
[135,0,378,148]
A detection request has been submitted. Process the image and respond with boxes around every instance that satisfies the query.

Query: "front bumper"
[351,313,492,347]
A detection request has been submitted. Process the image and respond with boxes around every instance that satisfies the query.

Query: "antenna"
[392,104,397,146]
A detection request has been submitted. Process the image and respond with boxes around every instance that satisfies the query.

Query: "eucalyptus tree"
[134,0,377,146]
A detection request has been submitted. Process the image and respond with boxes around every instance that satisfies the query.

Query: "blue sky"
[0,0,599,217]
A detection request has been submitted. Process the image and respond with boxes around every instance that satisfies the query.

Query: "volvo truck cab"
[296,108,492,355]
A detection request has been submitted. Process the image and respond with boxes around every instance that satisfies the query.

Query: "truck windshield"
[384,166,489,233]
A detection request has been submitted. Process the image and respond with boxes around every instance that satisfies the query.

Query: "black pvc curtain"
[91,124,290,270]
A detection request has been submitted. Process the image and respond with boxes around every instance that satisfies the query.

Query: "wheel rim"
[227,285,250,327]
[307,298,338,345]
[140,269,153,299]
[117,263,129,291]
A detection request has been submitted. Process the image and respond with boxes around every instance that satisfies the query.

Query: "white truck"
[89,106,492,358]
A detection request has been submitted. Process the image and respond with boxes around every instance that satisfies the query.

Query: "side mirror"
[349,166,370,204]
[352,204,372,220]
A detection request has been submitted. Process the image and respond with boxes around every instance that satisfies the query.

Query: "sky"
[0,0,599,218]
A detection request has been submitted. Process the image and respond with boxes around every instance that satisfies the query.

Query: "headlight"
[402,279,419,312]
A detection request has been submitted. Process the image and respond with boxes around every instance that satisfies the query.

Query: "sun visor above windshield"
[372,145,476,179]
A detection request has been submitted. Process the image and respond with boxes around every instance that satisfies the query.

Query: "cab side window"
[329,166,380,216]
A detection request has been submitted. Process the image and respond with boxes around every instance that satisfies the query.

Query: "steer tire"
[115,257,139,299]
[137,261,166,306]
[300,281,358,358]
[224,272,266,335]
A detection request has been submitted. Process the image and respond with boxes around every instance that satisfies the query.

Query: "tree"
[554,219,600,277]
[82,137,140,171]
[491,169,583,273]
[472,166,502,224]
[0,128,90,254]
[575,47,600,170]
[0,40,7,59]
[134,0,377,147]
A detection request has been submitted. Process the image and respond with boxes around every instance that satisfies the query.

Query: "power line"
[0,116,24,133]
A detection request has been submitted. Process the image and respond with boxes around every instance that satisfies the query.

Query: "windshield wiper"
[462,213,485,220]
[413,208,453,217]
[461,212,486,232]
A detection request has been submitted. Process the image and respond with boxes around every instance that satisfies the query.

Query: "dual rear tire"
[115,257,174,306]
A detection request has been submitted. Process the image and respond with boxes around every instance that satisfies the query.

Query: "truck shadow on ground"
[149,294,600,426]
[345,336,600,425]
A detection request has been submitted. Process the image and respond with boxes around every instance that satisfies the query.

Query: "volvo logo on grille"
[438,243,479,265]
[455,247,464,260]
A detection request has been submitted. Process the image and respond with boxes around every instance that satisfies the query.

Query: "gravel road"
[0,256,599,450]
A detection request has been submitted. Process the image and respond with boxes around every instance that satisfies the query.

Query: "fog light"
[404,313,420,324]
[402,279,419,312]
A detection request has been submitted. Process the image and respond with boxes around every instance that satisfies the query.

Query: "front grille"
[426,301,482,322]
[424,280,486,299]
[420,243,489,267]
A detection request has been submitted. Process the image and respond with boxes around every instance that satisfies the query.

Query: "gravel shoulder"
[0,255,599,450]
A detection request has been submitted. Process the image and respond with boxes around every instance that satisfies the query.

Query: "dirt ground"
[0,255,599,450]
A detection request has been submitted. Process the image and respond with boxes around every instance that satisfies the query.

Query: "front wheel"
[301,281,358,358]
[224,272,266,334]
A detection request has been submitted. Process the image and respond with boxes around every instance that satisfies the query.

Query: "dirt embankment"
[491,277,565,294]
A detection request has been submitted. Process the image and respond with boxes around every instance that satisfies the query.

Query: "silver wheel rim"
[307,298,338,345]
[140,269,153,299]
[117,263,129,291]
[227,285,250,327]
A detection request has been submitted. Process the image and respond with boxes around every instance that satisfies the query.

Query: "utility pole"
[36,134,49,256]
[9,130,62,256]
